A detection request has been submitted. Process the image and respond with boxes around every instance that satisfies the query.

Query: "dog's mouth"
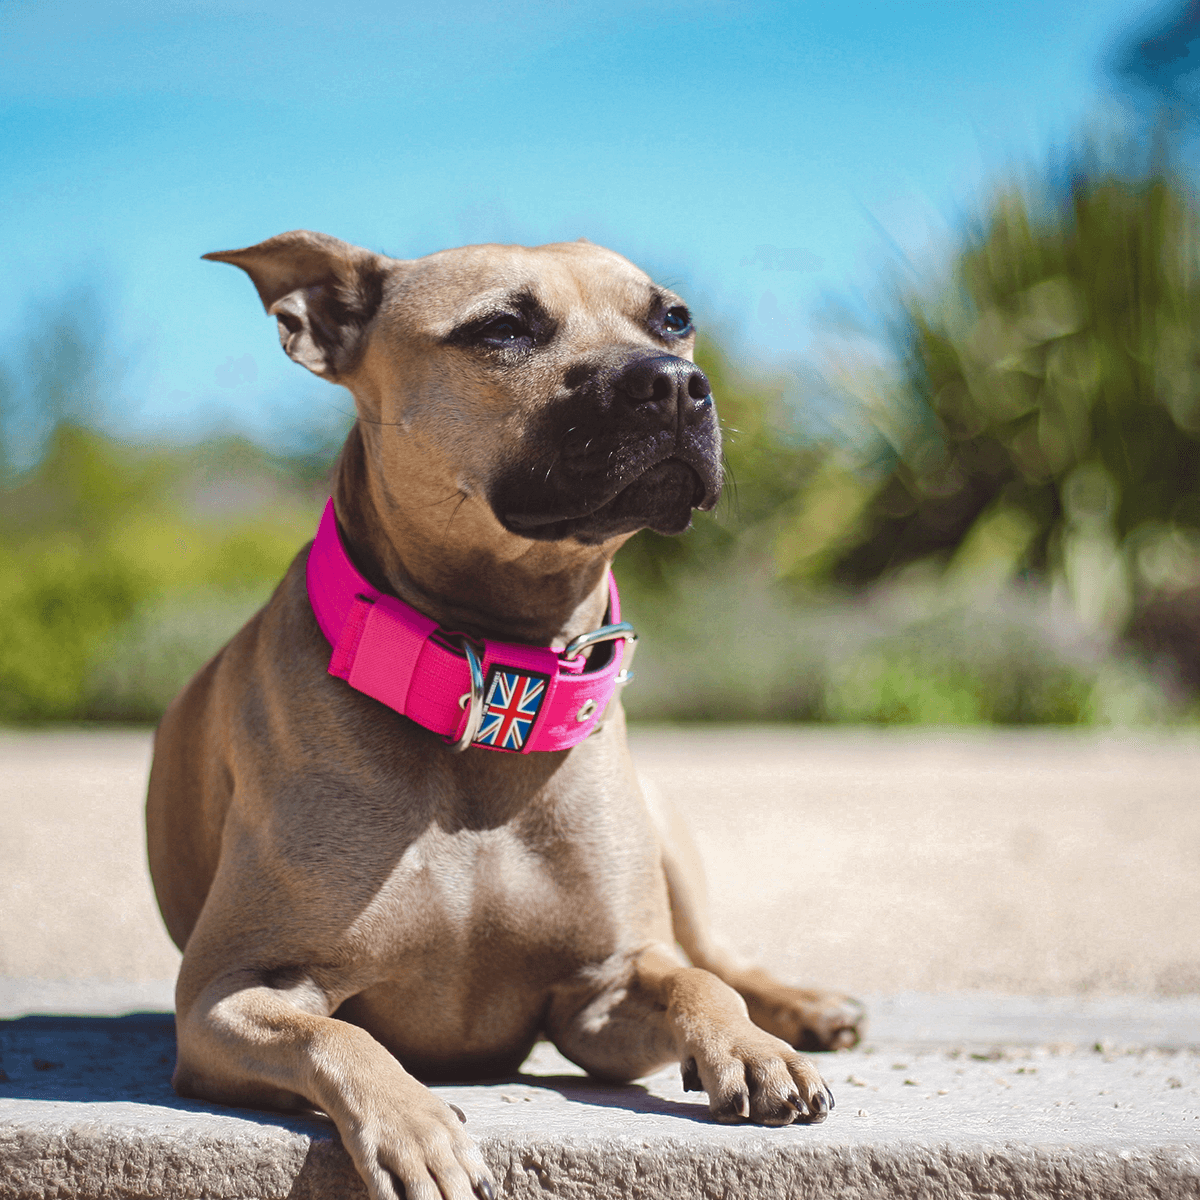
[487,349,724,544]
[502,456,713,544]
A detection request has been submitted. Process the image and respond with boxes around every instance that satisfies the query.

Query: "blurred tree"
[814,164,1200,658]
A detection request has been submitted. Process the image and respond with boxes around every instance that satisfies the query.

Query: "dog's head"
[206,231,722,558]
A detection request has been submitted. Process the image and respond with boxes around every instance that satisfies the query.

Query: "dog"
[147,230,863,1200]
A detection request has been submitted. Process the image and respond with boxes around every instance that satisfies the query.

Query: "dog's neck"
[331,425,616,648]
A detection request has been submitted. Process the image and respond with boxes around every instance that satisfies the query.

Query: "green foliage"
[0,536,143,720]
[0,418,323,722]
[825,168,1200,637]
[619,565,1173,727]
[820,624,1093,726]
[86,587,271,722]
[823,655,989,725]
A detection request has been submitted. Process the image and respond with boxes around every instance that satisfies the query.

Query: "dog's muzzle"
[488,351,723,544]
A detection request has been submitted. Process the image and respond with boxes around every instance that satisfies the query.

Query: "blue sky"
[0,0,1153,446]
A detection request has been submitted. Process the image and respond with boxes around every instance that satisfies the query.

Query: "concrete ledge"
[3,1001,1198,1199]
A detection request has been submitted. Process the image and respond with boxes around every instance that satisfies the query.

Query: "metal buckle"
[446,635,485,753]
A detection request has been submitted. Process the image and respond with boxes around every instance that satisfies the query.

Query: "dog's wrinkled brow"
[647,285,685,316]
[443,289,558,346]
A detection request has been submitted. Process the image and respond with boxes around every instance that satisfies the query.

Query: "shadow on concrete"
[0,1013,181,1104]
[0,1012,328,1136]
[0,1013,696,1126]
[512,1071,709,1122]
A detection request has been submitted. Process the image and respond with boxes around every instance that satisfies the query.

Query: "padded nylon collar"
[305,500,631,752]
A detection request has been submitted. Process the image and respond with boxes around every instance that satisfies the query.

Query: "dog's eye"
[478,315,529,344]
[444,295,556,353]
[662,306,692,336]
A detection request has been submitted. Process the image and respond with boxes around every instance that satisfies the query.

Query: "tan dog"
[147,231,863,1200]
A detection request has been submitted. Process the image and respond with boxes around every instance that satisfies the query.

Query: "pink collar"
[306,500,636,753]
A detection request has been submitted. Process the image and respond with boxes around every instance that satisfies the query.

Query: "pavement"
[2,726,1199,1197]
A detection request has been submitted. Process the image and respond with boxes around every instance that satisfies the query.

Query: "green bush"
[0,417,323,723]
[618,555,1177,728]
[85,587,274,722]
[817,164,1200,640]
[0,536,144,720]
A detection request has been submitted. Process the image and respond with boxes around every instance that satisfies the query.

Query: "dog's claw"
[448,1103,467,1124]
[681,1057,702,1092]
[476,1181,495,1200]
[714,1086,750,1122]
[826,1086,836,1111]
[785,1091,809,1117]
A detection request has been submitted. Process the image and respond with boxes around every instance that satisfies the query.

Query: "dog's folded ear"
[204,230,387,380]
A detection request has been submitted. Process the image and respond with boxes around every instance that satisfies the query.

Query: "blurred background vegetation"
[621,150,1200,727]
[4,146,1200,726]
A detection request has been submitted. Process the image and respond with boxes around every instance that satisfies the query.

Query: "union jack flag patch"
[473,667,549,752]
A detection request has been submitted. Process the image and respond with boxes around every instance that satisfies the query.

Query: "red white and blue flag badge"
[473,667,549,752]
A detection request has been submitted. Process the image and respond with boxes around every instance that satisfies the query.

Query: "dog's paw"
[741,983,866,1052]
[681,1027,834,1126]
[342,1089,497,1200]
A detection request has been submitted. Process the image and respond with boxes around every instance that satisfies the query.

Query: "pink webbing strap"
[305,500,627,752]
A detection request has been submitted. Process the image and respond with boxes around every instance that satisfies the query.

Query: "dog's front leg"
[174,974,496,1200]
[548,945,834,1125]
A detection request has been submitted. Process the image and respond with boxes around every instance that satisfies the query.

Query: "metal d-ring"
[563,621,637,662]
[562,621,639,739]
[563,621,639,687]
[446,636,485,753]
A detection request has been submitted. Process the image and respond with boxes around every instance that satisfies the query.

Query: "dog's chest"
[348,819,618,976]
[334,819,630,1069]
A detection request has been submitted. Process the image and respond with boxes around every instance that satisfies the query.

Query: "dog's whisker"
[354,414,406,428]
[424,490,470,509]
[442,490,470,536]
[719,454,740,517]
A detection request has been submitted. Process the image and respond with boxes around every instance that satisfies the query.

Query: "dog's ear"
[204,230,387,380]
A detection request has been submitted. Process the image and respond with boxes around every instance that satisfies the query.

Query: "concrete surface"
[0,732,178,984]
[2,1006,1198,1198]
[5,726,1200,996]
[3,726,1200,1196]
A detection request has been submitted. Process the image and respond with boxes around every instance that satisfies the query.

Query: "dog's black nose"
[615,355,712,425]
